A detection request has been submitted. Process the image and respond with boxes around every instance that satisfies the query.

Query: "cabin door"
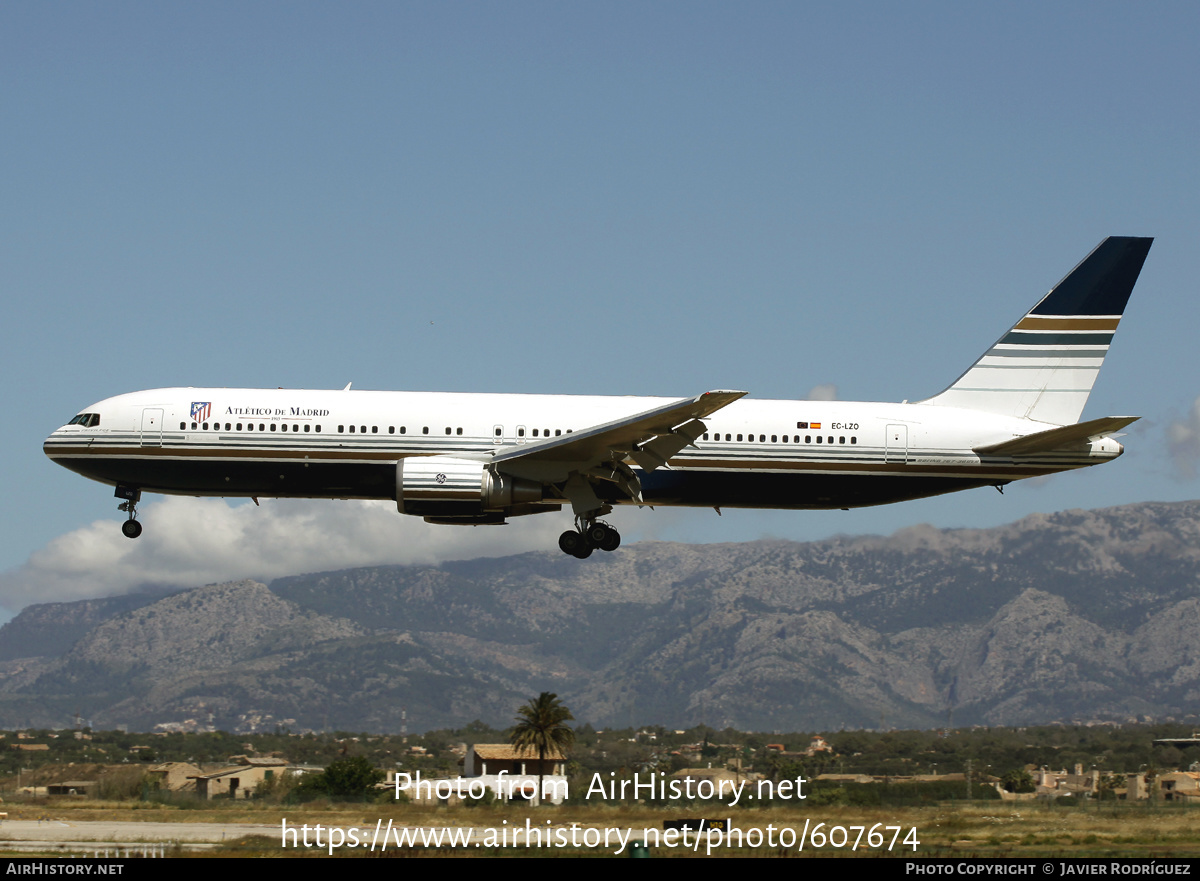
[140,408,164,447]
[885,424,908,464]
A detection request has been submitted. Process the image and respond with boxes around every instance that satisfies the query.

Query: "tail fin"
[921,236,1152,425]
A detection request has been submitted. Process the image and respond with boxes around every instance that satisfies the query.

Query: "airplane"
[44,236,1152,558]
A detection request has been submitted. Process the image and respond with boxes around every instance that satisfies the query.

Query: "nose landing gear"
[115,485,142,539]
[559,517,620,558]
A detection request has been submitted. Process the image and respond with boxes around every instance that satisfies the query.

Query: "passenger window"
[532,429,539,437]
[518,428,525,437]
[202,422,208,430]
[737,434,743,442]
[338,425,344,433]
[259,424,265,431]
[457,428,463,435]
[371,426,378,434]
[555,430,562,436]
[494,427,501,437]
[360,425,366,433]
[388,426,394,434]
[422,427,429,435]
[237,423,243,431]
[851,436,857,444]
[839,436,845,444]
[760,434,765,442]
[400,426,406,434]
[180,422,186,430]
[827,436,833,444]
[771,435,777,443]
[270,424,277,432]
[445,427,451,435]
[349,425,355,433]
[304,425,310,432]
[816,436,823,444]
[191,422,197,429]
[725,433,731,441]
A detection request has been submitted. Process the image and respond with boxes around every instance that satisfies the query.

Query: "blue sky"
[2,2,1197,614]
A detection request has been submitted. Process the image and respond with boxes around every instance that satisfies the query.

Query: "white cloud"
[1167,397,1200,479]
[805,384,838,401]
[0,497,565,615]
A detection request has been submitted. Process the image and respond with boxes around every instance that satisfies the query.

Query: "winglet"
[690,389,748,417]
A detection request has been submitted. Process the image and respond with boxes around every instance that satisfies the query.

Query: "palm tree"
[510,692,575,805]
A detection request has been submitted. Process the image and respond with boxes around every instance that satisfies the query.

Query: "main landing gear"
[558,518,621,559]
[116,485,142,539]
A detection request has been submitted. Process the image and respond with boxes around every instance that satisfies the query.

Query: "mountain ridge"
[2,499,1198,732]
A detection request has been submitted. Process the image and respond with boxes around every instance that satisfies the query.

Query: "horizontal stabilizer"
[974,416,1139,456]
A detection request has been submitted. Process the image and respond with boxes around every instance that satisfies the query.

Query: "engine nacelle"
[396,456,543,518]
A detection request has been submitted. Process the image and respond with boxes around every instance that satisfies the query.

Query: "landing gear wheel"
[572,543,593,559]
[559,530,584,556]
[116,486,142,539]
[585,523,609,547]
[584,523,621,552]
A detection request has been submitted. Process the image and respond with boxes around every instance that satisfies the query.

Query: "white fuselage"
[43,386,1121,513]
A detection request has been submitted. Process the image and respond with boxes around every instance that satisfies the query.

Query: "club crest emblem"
[190,402,212,422]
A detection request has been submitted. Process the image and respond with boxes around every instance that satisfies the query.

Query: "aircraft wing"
[974,416,1139,456]
[490,390,746,495]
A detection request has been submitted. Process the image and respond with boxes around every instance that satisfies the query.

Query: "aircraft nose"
[43,426,69,462]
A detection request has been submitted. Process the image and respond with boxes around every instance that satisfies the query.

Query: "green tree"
[295,756,384,802]
[1098,773,1126,801]
[510,692,576,806]
[1002,769,1036,793]
[324,756,384,800]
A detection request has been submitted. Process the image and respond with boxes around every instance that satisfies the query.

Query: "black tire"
[572,543,593,559]
[559,530,583,555]
[599,529,621,552]
[586,524,609,547]
[121,519,143,539]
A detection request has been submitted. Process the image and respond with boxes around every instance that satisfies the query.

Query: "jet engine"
[396,456,544,519]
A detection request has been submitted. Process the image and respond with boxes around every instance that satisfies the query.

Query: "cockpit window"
[67,413,100,427]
